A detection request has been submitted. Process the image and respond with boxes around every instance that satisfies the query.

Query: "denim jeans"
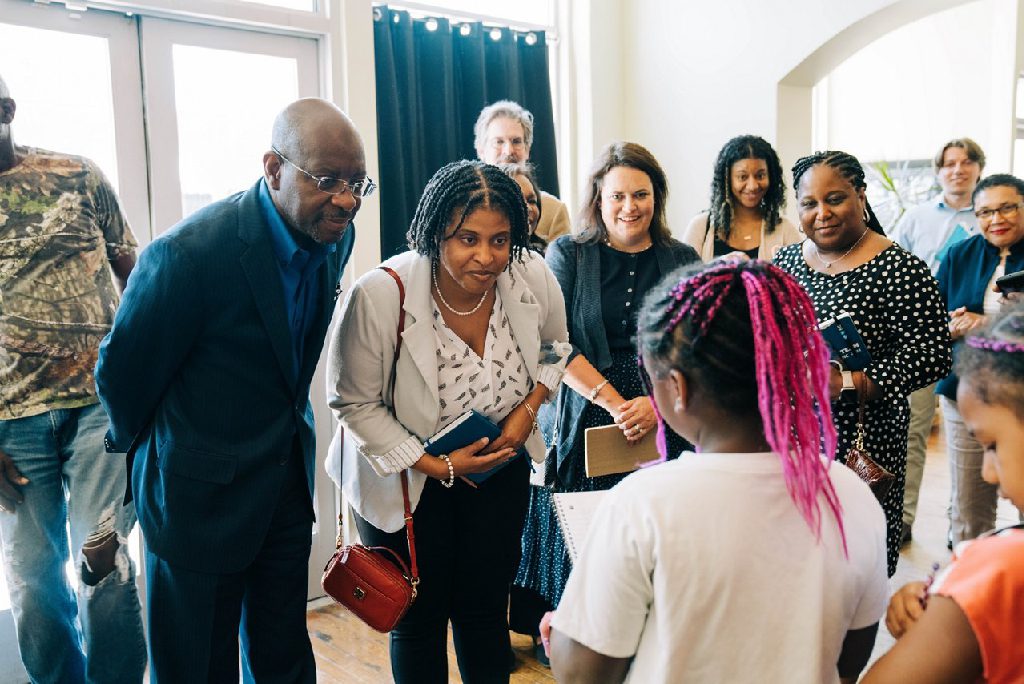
[0,403,146,684]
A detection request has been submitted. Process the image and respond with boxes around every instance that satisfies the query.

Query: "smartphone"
[995,269,1024,294]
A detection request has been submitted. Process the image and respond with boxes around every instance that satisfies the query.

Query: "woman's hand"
[829,363,844,401]
[614,396,656,444]
[444,437,516,478]
[482,402,536,455]
[885,581,927,639]
[948,307,986,340]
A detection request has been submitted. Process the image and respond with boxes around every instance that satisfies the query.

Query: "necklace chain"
[814,229,868,270]
[432,264,489,316]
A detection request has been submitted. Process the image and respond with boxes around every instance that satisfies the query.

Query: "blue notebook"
[423,410,510,484]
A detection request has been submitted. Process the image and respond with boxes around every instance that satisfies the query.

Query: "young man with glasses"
[892,138,985,547]
[474,100,571,244]
[97,98,370,683]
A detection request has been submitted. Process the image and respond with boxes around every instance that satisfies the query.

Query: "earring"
[862,205,870,223]
[674,397,683,412]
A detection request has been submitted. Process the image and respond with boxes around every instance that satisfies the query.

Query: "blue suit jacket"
[96,180,352,574]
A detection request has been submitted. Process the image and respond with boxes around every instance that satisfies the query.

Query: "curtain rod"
[378,2,559,43]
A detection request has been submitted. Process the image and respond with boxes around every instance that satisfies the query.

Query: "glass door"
[0,2,147,678]
[140,17,320,233]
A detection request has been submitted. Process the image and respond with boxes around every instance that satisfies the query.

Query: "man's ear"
[263,151,281,189]
[0,98,16,126]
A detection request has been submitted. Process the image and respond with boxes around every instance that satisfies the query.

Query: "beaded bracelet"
[439,454,455,488]
[522,402,538,432]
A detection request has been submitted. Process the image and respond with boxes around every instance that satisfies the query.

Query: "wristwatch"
[839,370,857,403]
[830,360,858,403]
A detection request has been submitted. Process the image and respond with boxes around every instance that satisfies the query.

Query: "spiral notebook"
[552,490,608,562]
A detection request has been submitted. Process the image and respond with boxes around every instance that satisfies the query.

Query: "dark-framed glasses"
[975,202,1022,222]
[272,146,376,197]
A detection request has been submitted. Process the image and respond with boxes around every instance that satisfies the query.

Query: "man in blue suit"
[96,98,371,682]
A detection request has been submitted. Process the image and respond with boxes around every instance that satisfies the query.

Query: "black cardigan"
[544,234,699,486]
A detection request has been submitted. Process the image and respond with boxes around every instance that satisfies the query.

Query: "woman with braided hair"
[327,159,570,683]
[542,259,888,683]
[681,134,802,261]
[775,150,951,577]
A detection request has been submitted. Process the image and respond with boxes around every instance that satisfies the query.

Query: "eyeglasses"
[272,146,376,197]
[975,202,1023,222]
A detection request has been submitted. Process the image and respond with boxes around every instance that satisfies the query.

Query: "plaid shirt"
[0,148,137,419]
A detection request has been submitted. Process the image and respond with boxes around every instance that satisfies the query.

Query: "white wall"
[821,0,1018,172]
[578,0,986,235]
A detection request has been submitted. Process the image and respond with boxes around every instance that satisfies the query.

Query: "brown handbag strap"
[378,266,419,585]
[852,372,867,450]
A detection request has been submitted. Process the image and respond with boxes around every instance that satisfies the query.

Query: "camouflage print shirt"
[0,147,137,420]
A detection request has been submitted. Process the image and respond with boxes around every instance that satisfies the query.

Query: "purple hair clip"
[966,336,1024,353]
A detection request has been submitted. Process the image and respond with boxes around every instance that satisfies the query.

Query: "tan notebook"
[584,423,659,477]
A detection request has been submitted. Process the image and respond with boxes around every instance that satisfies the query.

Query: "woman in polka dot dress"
[775,150,952,577]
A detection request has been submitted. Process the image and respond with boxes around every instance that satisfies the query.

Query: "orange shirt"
[933,528,1024,684]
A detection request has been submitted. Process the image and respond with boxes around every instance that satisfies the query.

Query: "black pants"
[356,456,530,684]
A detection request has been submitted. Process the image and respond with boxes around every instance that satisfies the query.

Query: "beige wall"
[574,0,985,234]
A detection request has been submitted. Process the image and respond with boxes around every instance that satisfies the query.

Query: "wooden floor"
[308,422,1019,683]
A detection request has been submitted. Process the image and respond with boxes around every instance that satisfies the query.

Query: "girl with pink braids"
[542,260,889,683]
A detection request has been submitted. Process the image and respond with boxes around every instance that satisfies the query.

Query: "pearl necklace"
[814,228,869,270]
[432,264,489,316]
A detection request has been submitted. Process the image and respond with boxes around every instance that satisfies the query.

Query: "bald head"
[270,98,361,162]
[263,98,368,246]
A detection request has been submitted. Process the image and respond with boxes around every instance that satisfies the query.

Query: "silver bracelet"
[439,454,455,488]
[522,402,538,432]
[588,379,609,403]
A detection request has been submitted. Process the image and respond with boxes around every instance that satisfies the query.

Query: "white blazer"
[681,212,804,261]
[326,250,569,532]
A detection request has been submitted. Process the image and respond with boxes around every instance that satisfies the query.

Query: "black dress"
[774,244,951,576]
[514,244,690,605]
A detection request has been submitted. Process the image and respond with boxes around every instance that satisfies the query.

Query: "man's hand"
[0,450,29,513]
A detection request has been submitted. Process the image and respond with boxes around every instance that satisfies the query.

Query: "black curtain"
[373,5,559,259]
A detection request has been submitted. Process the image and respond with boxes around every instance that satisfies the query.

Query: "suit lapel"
[297,250,341,386]
[237,181,296,387]
[400,256,440,407]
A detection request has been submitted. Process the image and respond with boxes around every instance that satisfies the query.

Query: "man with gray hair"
[474,99,570,243]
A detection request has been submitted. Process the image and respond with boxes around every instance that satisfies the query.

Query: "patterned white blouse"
[432,292,533,431]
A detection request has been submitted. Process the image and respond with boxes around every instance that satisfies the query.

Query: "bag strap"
[378,266,419,590]
[852,372,867,451]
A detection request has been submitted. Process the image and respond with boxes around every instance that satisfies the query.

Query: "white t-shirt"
[551,451,888,684]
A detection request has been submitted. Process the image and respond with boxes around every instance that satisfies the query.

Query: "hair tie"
[966,336,1024,353]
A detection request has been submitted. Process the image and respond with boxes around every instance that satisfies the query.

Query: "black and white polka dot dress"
[775,244,952,576]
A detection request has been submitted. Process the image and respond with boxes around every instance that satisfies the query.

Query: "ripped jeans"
[0,403,146,684]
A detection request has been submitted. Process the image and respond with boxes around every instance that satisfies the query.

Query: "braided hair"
[791,150,886,235]
[406,160,529,263]
[638,259,845,546]
[707,135,787,240]
[957,302,1024,419]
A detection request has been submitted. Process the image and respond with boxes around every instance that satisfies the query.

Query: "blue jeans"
[0,403,146,684]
